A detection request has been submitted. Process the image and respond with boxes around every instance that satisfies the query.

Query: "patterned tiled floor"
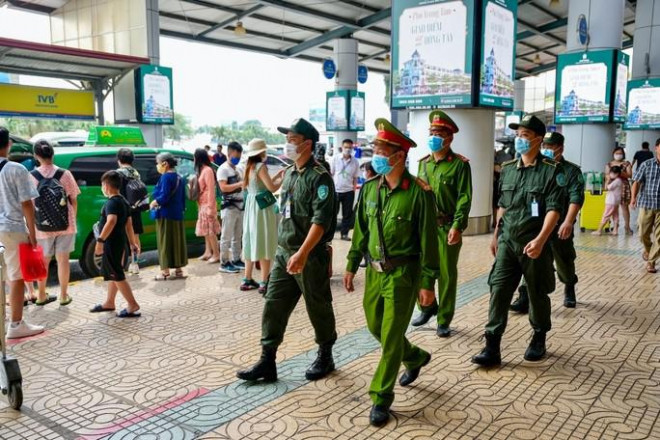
[1,231,659,439]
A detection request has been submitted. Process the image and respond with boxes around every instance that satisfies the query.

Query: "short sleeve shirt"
[31,164,81,239]
[0,158,40,233]
[217,162,243,203]
[99,195,130,249]
[633,159,660,210]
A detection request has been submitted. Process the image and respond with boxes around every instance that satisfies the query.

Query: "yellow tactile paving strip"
[0,232,658,439]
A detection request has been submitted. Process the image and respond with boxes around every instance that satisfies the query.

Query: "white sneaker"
[7,320,45,339]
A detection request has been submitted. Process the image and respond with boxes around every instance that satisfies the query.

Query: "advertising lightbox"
[0,84,95,120]
[349,91,366,131]
[326,90,349,131]
[391,0,476,109]
[613,51,630,123]
[135,65,174,125]
[625,79,660,130]
[478,0,517,109]
[554,50,616,124]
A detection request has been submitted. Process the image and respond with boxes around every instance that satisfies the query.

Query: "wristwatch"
[97,237,106,243]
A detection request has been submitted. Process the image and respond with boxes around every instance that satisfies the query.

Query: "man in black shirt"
[633,142,654,172]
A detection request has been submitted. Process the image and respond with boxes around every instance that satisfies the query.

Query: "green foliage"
[164,112,194,141]
[0,118,93,139]
[209,120,285,146]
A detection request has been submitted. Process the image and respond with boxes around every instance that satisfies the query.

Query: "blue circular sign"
[577,14,589,46]
[357,64,368,84]
[322,59,336,79]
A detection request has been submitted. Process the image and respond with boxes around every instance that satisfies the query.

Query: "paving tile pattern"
[0,232,658,439]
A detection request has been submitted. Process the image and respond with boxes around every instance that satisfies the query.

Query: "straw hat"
[246,138,267,157]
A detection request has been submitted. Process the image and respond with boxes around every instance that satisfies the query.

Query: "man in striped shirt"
[631,138,660,273]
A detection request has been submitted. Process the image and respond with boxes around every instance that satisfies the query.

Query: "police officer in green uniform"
[412,110,472,337]
[344,119,440,427]
[510,132,585,313]
[237,118,338,382]
[473,115,565,366]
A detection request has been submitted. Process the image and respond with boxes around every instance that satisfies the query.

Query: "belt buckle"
[370,261,384,273]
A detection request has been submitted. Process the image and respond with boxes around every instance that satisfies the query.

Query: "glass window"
[265,155,281,166]
[69,156,118,187]
[175,155,195,180]
[133,154,159,186]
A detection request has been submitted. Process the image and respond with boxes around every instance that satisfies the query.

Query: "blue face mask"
[372,154,394,175]
[515,136,531,155]
[540,148,554,159]
[230,156,240,166]
[428,136,444,152]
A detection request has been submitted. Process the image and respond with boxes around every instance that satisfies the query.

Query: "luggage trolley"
[0,242,23,410]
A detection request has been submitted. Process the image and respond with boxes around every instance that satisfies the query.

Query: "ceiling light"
[234,21,247,36]
[383,53,390,64]
[534,53,541,64]
[549,0,560,7]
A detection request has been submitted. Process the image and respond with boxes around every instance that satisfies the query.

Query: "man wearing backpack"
[0,127,44,339]
[31,140,80,307]
[116,148,147,273]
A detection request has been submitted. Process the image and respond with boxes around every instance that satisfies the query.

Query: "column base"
[464,215,492,236]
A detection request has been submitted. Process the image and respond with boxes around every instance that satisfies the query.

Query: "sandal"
[59,296,73,306]
[35,294,57,306]
[90,304,115,313]
[199,255,210,261]
[155,272,170,281]
[240,278,259,291]
[646,263,657,274]
[116,308,141,318]
[172,270,187,280]
[258,281,268,295]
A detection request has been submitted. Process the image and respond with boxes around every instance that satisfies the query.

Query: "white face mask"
[285,142,301,161]
[614,154,624,161]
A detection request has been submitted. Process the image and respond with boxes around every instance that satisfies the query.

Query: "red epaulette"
[401,177,411,190]
[455,154,470,163]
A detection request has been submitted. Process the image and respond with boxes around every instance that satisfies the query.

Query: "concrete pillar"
[333,38,358,152]
[139,0,163,148]
[407,109,494,235]
[561,0,625,171]
[514,80,525,112]
[626,0,660,154]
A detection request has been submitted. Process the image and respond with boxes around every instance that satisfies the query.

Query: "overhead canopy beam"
[284,8,391,56]
[197,5,264,38]
[517,17,567,45]
[360,49,389,62]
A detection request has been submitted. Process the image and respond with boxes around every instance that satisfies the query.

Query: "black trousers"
[337,191,355,236]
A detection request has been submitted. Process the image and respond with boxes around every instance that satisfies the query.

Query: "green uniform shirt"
[417,149,473,231]
[278,156,337,252]
[346,171,440,290]
[557,157,585,220]
[498,154,566,242]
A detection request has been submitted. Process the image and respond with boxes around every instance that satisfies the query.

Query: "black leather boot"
[399,352,431,386]
[563,285,576,308]
[510,285,529,314]
[369,405,390,427]
[411,303,439,326]
[524,330,546,361]
[236,346,277,382]
[471,333,502,366]
[305,343,335,380]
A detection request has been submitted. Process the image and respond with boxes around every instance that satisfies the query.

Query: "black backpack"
[120,170,149,212]
[31,169,69,232]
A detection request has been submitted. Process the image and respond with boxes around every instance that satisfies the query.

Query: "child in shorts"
[89,171,141,317]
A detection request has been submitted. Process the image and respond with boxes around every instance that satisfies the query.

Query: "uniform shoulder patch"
[418,154,430,162]
[317,184,329,200]
[556,172,567,187]
[313,164,329,175]
[455,153,470,162]
[502,159,517,167]
[542,158,557,167]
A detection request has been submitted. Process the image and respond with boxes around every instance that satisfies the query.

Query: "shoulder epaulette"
[542,158,557,167]
[418,154,431,162]
[563,159,581,169]
[502,159,517,167]
[313,163,329,175]
[455,153,470,163]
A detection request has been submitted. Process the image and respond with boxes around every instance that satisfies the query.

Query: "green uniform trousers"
[261,247,337,348]
[487,237,554,336]
[364,263,430,407]
[419,226,462,326]
[520,231,578,289]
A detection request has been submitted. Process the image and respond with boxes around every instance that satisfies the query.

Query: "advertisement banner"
[391,0,475,109]
[349,90,366,131]
[554,50,615,124]
[326,90,349,131]
[613,51,630,123]
[625,79,660,130]
[0,83,95,120]
[478,0,517,109]
[135,65,174,125]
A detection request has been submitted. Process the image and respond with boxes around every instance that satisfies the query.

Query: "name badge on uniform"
[531,198,539,217]
[284,199,292,219]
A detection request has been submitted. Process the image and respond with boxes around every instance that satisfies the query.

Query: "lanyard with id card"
[531,197,539,217]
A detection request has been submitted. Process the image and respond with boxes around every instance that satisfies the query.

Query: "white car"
[30,131,87,147]
[237,154,293,179]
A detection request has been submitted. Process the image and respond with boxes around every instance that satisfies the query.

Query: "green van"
[49,146,205,277]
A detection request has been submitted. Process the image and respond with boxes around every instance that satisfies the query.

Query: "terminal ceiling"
[3,0,638,79]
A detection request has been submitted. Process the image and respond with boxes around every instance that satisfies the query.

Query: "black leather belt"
[369,255,419,273]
